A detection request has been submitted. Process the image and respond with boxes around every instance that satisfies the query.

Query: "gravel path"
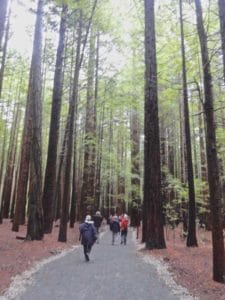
[4,228,192,300]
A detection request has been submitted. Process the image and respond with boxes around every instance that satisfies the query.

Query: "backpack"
[80,223,97,245]
[120,218,128,231]
[110,216,120,233]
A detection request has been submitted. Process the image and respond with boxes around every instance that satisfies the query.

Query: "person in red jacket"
[120,214,129,245]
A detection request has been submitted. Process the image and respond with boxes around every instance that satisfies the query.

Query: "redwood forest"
[0,0,225,298]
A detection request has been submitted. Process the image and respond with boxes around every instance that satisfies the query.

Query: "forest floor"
[144,225,225,300]
[0,219,225,299]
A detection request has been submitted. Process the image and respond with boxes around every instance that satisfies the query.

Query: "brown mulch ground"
[0,219,80,295]
[0,220,225,299]
[143,226,225,300]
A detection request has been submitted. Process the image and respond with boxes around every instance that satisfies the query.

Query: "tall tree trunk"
[95,103,104,211]
[12,98,32,231]
[26,0,44,241]
[197,99,211,228]
[191,113,199,178]
[69,26,80,228]
[179,0,198,247]
[54,119,68,221]
[42,4,67,234]
[167,129,175,176]
[58,11,82,242]
[0,100,9,217]
[10,168,18,220]
[117,127,126,214]
[108,111,113,218]
[76,125,85,221]
[93,31,100,209]
[80,30,97,219]
[179,97,187,184]
[130,108,141,225]
[197,102,207,182]
[58,0,98,241]
[160,120,167,220]
[218,0,225,84]
[2,104,20,218]
[194,0,225,282]
[144,0,166,249]
[69,132,77,228]
[130,47,141,219]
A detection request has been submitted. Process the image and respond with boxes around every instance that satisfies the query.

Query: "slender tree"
[143,0,166,249]
[80,30,97,218]
[130,48,141,227]
[95,102,104,211]
[194,0,225,282]
[26,0,44,240]
[0,99,10,217]
[12,94,32,231]
[58,11,83,242]
[179,0,198,247]
[69,20,82,228]
[130,108,141,225]
[42,4,68,234]
[93,31,100,209]
[1,103,20,218]
[58,0,98,242]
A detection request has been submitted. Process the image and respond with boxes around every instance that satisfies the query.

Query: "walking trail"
[2,228,195,300]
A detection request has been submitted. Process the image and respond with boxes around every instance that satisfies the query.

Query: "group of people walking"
[79,211,129,261]
[109,213,129,245]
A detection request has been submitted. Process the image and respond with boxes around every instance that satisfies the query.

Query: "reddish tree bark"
[42,5,68,233]
[195,0,225,282]
[80,30,97,219]
[26,0,44,240]
[179,0,198,247]
[58,11,82,242]
[2,104,20,218]
[143,0,166,249]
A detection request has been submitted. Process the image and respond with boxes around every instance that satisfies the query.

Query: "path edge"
[131,230,198,300]
[0,245,79,300]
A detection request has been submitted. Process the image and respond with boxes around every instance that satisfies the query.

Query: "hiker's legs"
[83,244,91,261]
[96,227,100,243]
[112,232,116,244]
[124,230,128,245]
[83,245,88,261]
[121,231,124,244]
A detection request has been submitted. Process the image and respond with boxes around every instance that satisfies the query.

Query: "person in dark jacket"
[79,215,97,261]
[110,214,120,245]
[92,211,103,243]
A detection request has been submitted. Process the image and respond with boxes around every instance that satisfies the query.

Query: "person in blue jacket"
[79,215,97,261]
[92,211,103,243]
[110,214,120,245]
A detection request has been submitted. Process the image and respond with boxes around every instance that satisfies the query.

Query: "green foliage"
[2,0,225,224]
